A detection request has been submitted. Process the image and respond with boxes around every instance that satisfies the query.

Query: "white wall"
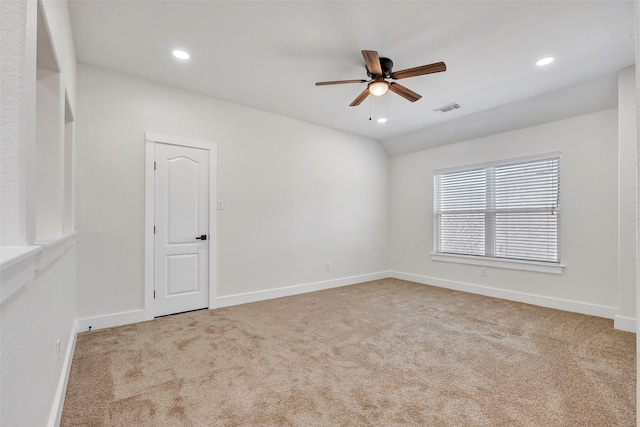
[390,109,621,317]
[75,64,389,320]
[0,0,77,425]
[617,66,637,330]
[36,70,65,239]
[635,3,640,416]
[1,246,77,426]
[38,0,76,110]
[1,0,37,246]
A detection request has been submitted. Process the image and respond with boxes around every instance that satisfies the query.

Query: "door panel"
[167,157,199,243]
[167,254,199,295]
[155,143,209,316]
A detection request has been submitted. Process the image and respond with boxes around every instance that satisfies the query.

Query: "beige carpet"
[61,279,635,426]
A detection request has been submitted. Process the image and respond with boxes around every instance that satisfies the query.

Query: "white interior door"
[154,142,209,316]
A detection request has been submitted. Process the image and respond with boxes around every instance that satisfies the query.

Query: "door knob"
[195,235,207,241]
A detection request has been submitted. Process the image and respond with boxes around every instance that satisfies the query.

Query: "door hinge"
[153,290,156,299]
[154,226,156,234]
[154,161,156,170]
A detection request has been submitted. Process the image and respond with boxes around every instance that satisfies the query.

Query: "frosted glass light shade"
[368,81,389,96]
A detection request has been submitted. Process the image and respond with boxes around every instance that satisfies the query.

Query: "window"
[434,154,560,263]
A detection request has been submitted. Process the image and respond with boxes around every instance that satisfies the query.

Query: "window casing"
[434,155,560,264]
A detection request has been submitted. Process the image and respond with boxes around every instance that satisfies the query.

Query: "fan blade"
[362,50,382,75]
[315,79,367,86]
[349,87,371,107]
[391,62,446,80]
[388,82,422,102]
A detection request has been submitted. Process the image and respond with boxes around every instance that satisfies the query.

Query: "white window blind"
[434,156,560,263]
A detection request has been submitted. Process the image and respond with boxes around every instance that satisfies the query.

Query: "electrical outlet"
[326,263,331,272]
[481,267,487,277]
[217,200,224,210]
[56,339,61,365]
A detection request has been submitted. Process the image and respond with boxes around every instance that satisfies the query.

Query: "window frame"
[432,153,564,274]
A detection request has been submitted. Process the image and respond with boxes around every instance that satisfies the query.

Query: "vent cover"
[433,102,461,113]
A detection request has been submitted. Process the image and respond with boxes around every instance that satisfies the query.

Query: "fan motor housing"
[367,57,394,79]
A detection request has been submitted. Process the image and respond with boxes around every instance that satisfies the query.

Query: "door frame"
[144,132,218,320]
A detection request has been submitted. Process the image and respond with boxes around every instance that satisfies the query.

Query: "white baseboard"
[391,271,619,322]
[216,271,391,308]
[76,309,148,333]
[74,272,631,333]
[75,273,391,331]
[48,321,77,427]
[614,315,636,333]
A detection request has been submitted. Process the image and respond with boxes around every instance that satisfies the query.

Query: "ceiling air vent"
[433,102,461,113]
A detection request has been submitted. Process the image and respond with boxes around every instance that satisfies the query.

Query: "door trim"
[144,132,218,320]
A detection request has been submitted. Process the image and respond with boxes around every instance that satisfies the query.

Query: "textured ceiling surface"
[69,1,635,155]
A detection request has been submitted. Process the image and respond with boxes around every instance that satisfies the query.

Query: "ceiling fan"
[316,50,446,107]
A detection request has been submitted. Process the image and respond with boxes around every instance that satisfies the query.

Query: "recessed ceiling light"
[536,57,554,66]
[172,49,190,60]
[377,118,388,124]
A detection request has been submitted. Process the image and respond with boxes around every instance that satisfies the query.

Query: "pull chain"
[385,94,389,125]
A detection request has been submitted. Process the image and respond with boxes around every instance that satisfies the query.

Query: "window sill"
[431,253,564,274]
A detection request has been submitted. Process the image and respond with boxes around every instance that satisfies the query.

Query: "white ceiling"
[68,1,635,156]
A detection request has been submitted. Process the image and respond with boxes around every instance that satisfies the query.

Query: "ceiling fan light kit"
[316,50,446,107]
[368,81,389,96]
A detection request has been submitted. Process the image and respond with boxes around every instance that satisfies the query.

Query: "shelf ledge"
[1,232,78,305]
